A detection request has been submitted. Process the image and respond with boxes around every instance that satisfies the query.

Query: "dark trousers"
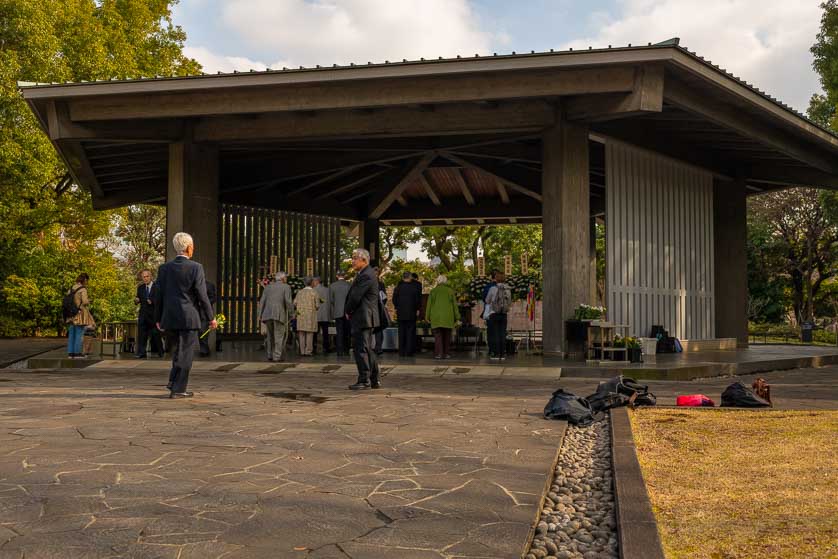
[398,320,417,355]
[352,327,379,385]
[136,318,162,357]
[374,329,384,353]
[198,321,211,356]
[313,321,331,353]
[488,313,508,356]
[168,330,198,393]
[335,317,351,355]
[433,327,452,357]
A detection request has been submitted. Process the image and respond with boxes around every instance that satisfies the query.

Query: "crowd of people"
[63,233,514,398]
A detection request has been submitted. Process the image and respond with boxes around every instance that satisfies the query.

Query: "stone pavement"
[0,367,568,559]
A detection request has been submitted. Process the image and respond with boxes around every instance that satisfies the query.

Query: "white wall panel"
[606,141,715,340]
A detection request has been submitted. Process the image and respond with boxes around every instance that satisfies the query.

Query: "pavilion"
[19,39,838,355]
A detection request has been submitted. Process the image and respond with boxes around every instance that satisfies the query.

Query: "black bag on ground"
[587,375,657,412]
[61,286,82,321]
[543,389,596,425]
[721,382,770,408]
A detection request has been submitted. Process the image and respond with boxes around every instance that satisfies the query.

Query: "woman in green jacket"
[425,275,460,359]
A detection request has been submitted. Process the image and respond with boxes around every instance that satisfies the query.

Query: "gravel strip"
[526,418,618,559]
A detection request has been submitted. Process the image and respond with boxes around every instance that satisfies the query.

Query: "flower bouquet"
[574,304,606,320]
[200,313,227,338]
[286,275,305,296]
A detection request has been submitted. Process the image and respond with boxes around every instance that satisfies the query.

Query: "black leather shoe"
[348,382,370,390]
[169,391,193,399]
[371,382,382,389]
[136,354,147,359]
[166,383,172,390]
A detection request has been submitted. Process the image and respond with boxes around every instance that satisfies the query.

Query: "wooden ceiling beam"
[496,180,510,204]
[440,152,543,202]
[665,78,838,174]
[419,174,442,206]
[315,168,390,200]
[68,66,636,121]
[381,197,542,220]
[368,152,436,219]
[454,169,476,205]
[566,64,664,122]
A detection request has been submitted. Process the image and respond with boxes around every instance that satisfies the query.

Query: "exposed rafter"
[439,152,543,202]
[368,152,436,219]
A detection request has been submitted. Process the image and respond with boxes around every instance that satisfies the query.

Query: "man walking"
[393,271,421,356]
[344,249,380,390]
[258,271,293,361]
[329,270,351,356]
[312,276,331,354]
[155,232,216,399]
[135,269,162,358]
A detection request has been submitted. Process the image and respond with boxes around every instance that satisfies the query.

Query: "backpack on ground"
[543,389,597,425]
[721,382,770,408]
[586,375,657,412]
[676,394,715,407]
[494,283,512,314]
[62,286,82,321]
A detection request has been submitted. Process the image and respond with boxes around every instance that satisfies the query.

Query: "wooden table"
[585,321,630,363]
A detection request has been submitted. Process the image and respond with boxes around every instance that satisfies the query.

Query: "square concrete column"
[542,118,590,356]
[714,178,748,347]
[361,219,381,268]
[166,142,220,283]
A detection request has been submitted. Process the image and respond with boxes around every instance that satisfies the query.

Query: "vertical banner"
[287,257,295,276]
[269,255,278,275]
[520,252,528,275]
[503,254,512,275]
[477,256,486,277]
[368,243,376,262]
[306,257,314,277]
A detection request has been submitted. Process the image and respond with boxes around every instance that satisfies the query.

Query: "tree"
[748,189,838,323]
[812,1,838,129]
[378,226,420,275]
[0,0,200,335]
[108,205,167,276]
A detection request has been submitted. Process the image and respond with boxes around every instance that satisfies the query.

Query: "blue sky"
[171,0,824,113]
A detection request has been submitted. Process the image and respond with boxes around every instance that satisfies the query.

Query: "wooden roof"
[19,41,838,223]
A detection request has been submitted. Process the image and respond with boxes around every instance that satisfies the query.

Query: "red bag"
[676,394,715,407]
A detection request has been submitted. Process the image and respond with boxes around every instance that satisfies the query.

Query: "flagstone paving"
[0,368,568,559]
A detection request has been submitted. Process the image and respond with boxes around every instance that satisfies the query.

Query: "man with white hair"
[344,248,381,389]
[155,232,216,399]
[258,271,293,361]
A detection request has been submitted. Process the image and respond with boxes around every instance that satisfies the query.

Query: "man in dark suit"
[344,248,381,390]
[155,232,216,399]
[135,269,163,358]
[393,271,421,356]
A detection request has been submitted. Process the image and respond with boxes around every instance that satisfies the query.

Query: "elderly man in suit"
[344,248,381,390]
[135,269,163,359]
[258,271,293,361]
[312,276,331,354]
[155,232,216,399]
[329,270,351,356]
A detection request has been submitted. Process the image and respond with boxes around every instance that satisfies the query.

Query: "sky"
[172,0,825,113]
[170,0,826,261]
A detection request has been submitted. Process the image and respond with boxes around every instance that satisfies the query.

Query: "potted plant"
[626,336,642,363]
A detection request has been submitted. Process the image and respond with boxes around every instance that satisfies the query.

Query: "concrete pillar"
[361,219,381,267]
[542,117,590,356]
[713,178,748,347]
[166,142,219,282]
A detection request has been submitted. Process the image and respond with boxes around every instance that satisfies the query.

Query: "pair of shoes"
[443,355,452,359]
[371,382,382,389]
[489,355,501,361]
[169,391,193,399]
[434,355,442,360]
[157,352,164,358]
[348,382,371,390]
[198,352,210,357]
[267,357,274,362]
[135,354,147,359]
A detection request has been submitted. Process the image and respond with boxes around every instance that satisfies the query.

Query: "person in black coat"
[344,249,381,390]
[155,233,216,398]
[198,280,217,357]
[393,271,421,356]
[135,269,163,358]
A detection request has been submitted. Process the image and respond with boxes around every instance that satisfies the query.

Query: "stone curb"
[520,420,567,559]
[610,407,665,559]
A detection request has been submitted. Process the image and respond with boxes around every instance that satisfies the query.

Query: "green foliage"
[0,0,199,336]
[108,205,167,276]
[812,1,838,130]
[380,258,435,290]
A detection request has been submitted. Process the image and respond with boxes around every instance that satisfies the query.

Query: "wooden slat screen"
[605,140,715,340]
[217,204,343,336]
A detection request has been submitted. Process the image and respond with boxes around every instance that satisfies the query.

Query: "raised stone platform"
[24,343,838,381]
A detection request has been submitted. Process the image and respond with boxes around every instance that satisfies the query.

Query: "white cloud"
[183,45,270,73]
[190,0,493,74]
[564,0,823,113]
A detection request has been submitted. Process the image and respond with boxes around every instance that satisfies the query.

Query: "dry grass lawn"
[630,409,838,559]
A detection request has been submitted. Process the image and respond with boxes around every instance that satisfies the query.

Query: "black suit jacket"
[393,280,421,320]
[344,265,380,330]
[154,256,214,331]
[136,282,159,323]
